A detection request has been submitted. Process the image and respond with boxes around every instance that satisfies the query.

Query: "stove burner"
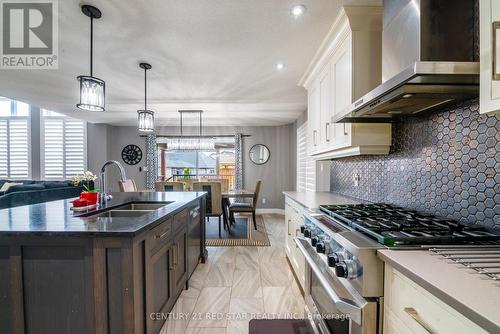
[319,204,500,247]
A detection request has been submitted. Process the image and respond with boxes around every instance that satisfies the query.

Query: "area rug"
[206,214,271,246]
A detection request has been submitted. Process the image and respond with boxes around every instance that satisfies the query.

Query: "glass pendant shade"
[138,109,154,132]
[165,137,215,151]
[77,5,104,112]
[77,75,105,111]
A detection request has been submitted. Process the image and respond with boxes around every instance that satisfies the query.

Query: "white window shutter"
[64,120,86,178]
[42,115,86,179]
[297,122,316,192]
[43,118,64,179]
[8,119,29,178]
[0,120,8,178]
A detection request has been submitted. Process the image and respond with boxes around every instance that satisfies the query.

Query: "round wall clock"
[121,144,142,165]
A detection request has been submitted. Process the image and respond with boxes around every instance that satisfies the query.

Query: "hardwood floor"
[160,214,305,334]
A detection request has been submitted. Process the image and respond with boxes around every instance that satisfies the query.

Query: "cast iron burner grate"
[319,204,500,247]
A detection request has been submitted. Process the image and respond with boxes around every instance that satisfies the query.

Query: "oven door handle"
[294,237,363,325]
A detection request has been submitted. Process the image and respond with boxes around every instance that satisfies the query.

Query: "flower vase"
[80,192,99,206]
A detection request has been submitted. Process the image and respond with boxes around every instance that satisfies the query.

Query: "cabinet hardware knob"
[176,242,180,265]
[169,250,174,270]
[404,307,435,334]
[493,22,500,80]
[295,229,301,248]
[155,231,169,239]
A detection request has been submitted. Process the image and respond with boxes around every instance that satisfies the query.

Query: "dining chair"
[215,179,230,192]
[118,179,138,192]
[155,181,184,192]
[193,181,226,237]
[228,180,261,230]
[181,178,199,191]
[200,178,229,192]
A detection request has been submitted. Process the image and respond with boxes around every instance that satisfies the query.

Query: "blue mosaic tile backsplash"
[330,99,499,227]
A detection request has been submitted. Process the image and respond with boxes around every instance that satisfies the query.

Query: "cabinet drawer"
[149,218,172,255]
[385,266,487,334]
[383,309,413,334]
[173,209,188,233]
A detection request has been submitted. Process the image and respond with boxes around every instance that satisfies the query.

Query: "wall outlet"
[262,198,266,204]
[353,173,360,187]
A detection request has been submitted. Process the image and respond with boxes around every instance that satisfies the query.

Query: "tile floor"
[160,214,305,334]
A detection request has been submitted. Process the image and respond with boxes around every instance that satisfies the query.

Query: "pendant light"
[76,5,105,112]
[137,62,155,132]
[164,110,214,150]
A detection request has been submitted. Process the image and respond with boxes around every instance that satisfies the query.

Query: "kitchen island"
[0,191,207,334]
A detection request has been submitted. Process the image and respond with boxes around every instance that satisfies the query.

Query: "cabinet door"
[331,38,352,147]
[480,0,500,114]
[147,243,173,334]
[307,84,320,154]
[187,205,201,277]
[319,64,332,149]
[172,228,188,297]
[284,203,294,259]
[292,216,306,289]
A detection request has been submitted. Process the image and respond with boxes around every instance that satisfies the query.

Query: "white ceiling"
[0,0,341,126]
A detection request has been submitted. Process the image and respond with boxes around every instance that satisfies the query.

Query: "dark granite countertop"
[0,192,206,237]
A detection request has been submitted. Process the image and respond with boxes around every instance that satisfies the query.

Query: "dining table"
[221,189,255,231]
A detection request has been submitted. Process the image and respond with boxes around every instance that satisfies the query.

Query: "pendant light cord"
[90,15,93,76]
[144,67,147,110]
[180,111,183,137]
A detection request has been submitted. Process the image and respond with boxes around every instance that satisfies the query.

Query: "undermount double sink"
[80,202,173,218]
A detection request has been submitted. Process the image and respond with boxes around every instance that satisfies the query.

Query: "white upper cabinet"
[299,7,392,159]
[307,84,320,154]
[331,36,352,149]
[319,64,332,150]
[480,0,500,114]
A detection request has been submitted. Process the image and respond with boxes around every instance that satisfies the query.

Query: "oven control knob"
[303,228,311,238]
[335,260,359,279]
[311,236,319,247]
[316,242,325,253]
[335,263,347,278]
[327,252,344,267]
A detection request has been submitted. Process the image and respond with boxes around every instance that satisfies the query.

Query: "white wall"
[86,124,147,193]
[86,123,109,174]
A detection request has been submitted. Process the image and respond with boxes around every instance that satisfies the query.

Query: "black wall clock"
[121,144,142,165]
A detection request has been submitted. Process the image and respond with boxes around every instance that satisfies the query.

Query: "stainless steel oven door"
[295,237,379,334]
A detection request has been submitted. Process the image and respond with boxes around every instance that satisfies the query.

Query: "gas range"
[296,203,500,334]
[296,210,384,334]
[319,203,500,247]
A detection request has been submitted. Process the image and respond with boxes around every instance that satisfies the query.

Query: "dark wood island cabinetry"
[0,192,207,334]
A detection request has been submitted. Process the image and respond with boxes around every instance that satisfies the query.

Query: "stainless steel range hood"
[335,0,479,123]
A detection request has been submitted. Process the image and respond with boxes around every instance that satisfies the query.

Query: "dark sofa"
[0,180,82,209]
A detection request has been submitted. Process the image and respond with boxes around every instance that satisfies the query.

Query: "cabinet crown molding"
[298,6,382,89]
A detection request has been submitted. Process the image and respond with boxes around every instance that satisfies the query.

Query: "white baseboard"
[256,208,285,215]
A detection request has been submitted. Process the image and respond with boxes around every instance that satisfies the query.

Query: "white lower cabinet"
[284,197,305,290]
[384,264,487,334]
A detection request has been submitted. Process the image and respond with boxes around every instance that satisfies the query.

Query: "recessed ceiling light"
[276,63,285,70]
[291,4,306,18]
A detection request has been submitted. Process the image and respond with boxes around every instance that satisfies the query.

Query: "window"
[297,122,315,192]
[0,97,30,179]
[41,110,86,179]
[157,137,236,189]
